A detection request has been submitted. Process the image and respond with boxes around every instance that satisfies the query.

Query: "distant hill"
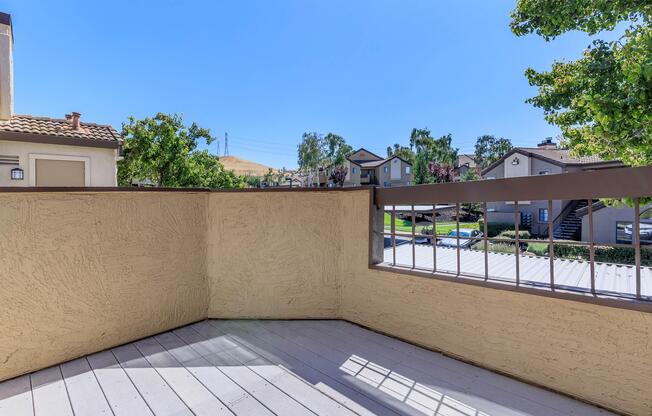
[218,156,275,177]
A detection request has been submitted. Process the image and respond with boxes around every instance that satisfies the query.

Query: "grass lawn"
[384,212,479,235]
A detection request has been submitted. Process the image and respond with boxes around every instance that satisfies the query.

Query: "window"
[383,166,388,173]
[405,166,411,174]
[616,221,633,244]
[352,167,358,174]
[383,182,391,187]
[539,170,550,175]
[539,208,549,222]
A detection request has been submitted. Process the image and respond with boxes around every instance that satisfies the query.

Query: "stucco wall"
[1,189,651,415]
[206,192,344,319]
[0,140,118,186]
[0,192,209,381]
[338,190,652,416]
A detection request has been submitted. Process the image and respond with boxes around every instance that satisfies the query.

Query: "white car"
[438,229,482,248]
[625,222,652,243]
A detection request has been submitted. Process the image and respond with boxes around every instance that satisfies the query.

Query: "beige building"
[482,138,624,239]
[345,148,412,187]
[0,13,121,187]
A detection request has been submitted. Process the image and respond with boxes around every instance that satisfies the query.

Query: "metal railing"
[370,166,652,309]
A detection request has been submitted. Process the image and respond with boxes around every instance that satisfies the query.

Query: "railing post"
[548,199,555,290]
[456,203,461,276]
[369,191,385,265]
[634,198,641,299]
[411,206,416,269]
[483,202,488,281]
[588,200,595,295]
[432,205,437,272]
[514,201,520,286]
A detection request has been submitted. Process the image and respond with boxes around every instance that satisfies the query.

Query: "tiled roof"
[0,115,121,143]
[359,159,388,168]
[521,148,609,164]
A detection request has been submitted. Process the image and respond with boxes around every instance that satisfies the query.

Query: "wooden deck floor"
[0,320,614,416]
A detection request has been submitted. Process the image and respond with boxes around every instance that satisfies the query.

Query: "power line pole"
[224,132,229,156]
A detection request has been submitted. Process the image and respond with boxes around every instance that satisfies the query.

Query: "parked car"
[438,229,482,248]
[624,222,652,244]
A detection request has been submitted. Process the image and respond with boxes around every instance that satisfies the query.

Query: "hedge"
[528,242,652,267]
[478,221,513,237]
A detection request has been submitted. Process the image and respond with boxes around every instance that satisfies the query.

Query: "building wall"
[206,192,344,319]
[0,189,650,415]
[580,204,652,245]
[0,192,209,382]
[344,160,361,186]
[0,140,118,186]
[338,190,652,416]
[376,158,411,187]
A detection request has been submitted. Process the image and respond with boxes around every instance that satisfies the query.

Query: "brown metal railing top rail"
[374,166,652,206]
[374,166,652,312]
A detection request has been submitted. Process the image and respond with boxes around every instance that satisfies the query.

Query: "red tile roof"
[0,115,121,144]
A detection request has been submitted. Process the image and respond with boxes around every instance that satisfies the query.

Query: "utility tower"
[224,132,229,156]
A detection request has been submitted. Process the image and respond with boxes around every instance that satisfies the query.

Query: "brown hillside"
[218,156,275,176]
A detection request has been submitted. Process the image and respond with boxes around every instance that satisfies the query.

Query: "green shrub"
[527,242,550,257]
[497,229,531,240]
[555,244,652,266]
[471,241,518,254]
[478,221,513,237]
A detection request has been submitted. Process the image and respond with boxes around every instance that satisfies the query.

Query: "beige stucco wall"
[0,140,118,186]
[0,192,209,381]
[338,190,652,416]
[206,192,344,319]
[0,189,650,415]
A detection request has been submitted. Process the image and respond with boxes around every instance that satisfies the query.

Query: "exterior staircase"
[553,200,588,240]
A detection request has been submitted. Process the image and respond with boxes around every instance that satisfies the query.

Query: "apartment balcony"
[0,167,651,416]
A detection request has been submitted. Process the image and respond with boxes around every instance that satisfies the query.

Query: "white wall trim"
[28,153,91,186]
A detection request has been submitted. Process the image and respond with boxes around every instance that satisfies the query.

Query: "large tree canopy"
[297,132,352,185]
[474,135,513,169]
[118,113,243,188]
[410,129,458,184]
[511,1,652,166]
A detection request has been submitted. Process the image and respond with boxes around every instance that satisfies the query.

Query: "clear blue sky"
[2,0,618,168]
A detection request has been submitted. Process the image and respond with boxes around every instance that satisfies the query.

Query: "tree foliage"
[410,129,458,184]
[511,0,652,166]
[297,132,352,185]
[329,165,349,186]
[474,135,513,169]
[118,113,243,188]
[386,144,415,165]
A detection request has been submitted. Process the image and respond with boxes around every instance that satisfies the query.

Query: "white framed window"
[383,166,388,173]
[352,167,358,174]
[28,153,91,187]
[405,166,411,174]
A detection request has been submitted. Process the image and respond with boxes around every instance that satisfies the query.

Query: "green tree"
[474,135,513,169]
[323,133,353,167]
[511,1,652,166]
[118,113,243,188]
[297,132,323,186]
[297,132,353,186]
[386,144,415,165]
[409,128,458,184]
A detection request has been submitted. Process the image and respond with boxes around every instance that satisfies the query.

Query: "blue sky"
[2,1,619,168]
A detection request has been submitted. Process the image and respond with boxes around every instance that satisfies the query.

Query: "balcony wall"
[0,189,650,415]
[0,192,209,382]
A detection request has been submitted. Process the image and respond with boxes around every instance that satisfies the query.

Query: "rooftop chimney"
[537,137,557,150]
[0,12,13,120]
[71,112,81,129]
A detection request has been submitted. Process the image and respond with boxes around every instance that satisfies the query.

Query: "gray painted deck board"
[0,374,33,416]
[0,320,614,416]
[86,350,154,416]
[59,358,113,415]
[30,366,73,416]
